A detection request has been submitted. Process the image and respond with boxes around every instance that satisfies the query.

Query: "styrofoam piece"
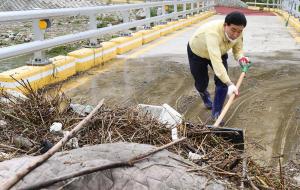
[137,103,182,141]
[50,122,63,134]
[70,103,94,116]
[138,103,182,127]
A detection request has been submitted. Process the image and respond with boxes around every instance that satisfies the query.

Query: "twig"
[128,137,186,164]
[211,166,239,176]
[56,178,76,190]
[0,143,27,153]
[278,155,285,189]
[240,156,247,190]
[168,155,196,167]
[247,174,259,190]
[1,99,105,190]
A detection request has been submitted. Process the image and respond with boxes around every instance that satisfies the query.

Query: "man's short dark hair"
[225,11,247,27]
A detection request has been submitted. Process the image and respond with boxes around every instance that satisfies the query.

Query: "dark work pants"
[187,43,228,93]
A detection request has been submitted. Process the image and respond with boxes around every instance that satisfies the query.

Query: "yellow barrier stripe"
[62,14,214,92]
[76,47,117,63]
[0,61,76,88]
[118,37,142,48]
[0,11,215,92]
[274,12,300,44]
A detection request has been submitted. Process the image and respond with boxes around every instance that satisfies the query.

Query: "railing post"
[197,1,200,13]
[121,10,130,23]
[209,0,214,10]
[162,4,166,15]
[161,4,166,22]
[183,3,187,17]
[191,2,194,15]
[31,19,50,65]
[145,7,151,27]
[296,1,300,18]
[88,13,98,46]
[174,0,178,19]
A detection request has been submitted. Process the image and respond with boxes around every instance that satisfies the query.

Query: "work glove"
[227,84,239,96]
[238,56,250,65]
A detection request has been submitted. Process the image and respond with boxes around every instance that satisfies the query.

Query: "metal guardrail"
[0,0,214,64]
[246,2,281,7]
[282,0,300,17]
[246,0,300,17]
[0,1,199,22]
[215,0,247,8]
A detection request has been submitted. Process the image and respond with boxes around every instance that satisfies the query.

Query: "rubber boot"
[212,86,228,124]
[199,90,213,110]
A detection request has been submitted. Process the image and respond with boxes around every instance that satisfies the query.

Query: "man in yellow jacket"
[187,11,249,120]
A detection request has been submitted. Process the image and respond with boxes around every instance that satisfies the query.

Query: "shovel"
[206,62,253,150]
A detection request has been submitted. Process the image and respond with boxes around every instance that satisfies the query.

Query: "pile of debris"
[0,82,299,189]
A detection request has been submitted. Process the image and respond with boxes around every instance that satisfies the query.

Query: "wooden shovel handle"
[213,72,246,127]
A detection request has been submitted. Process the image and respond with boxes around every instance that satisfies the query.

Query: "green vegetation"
[73,20,81,24]
[97,22,108,28]
[166,5,174,13]
[150,7,157,17]
[0,40,9,46]
[242,0,274,2]
[186,4,191,10]
[177,4,183,12]
[111,34,119,39]
[166,4,184,13]
[46,45,79,57]
[96,16,119,28]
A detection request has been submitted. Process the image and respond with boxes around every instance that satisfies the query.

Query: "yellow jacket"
[189,20,244,84]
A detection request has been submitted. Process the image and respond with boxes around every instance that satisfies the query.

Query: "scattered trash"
[294,174,300,185]
[188,152,203,161]
[138,103,182,141]
[70,103,94,116]
[63,131,79,149]
[40,139,53,154]
[13,136,33,149]
[0,120,7,128]
[50,122,63,135]
[138,103,182,127]
[0,83,298,189]
[0,152,10,161]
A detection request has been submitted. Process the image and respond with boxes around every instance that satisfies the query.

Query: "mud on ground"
[66,49,300,165]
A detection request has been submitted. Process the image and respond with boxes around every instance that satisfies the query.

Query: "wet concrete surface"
[63,14,300,165]
[65,50,300,165]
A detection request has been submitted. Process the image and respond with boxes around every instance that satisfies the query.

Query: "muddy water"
[66,50,300,165]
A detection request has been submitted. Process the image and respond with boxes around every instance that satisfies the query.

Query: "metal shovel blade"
[206,125,244,151]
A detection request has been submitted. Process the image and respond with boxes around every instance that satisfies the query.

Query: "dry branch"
[1,99,105,190]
